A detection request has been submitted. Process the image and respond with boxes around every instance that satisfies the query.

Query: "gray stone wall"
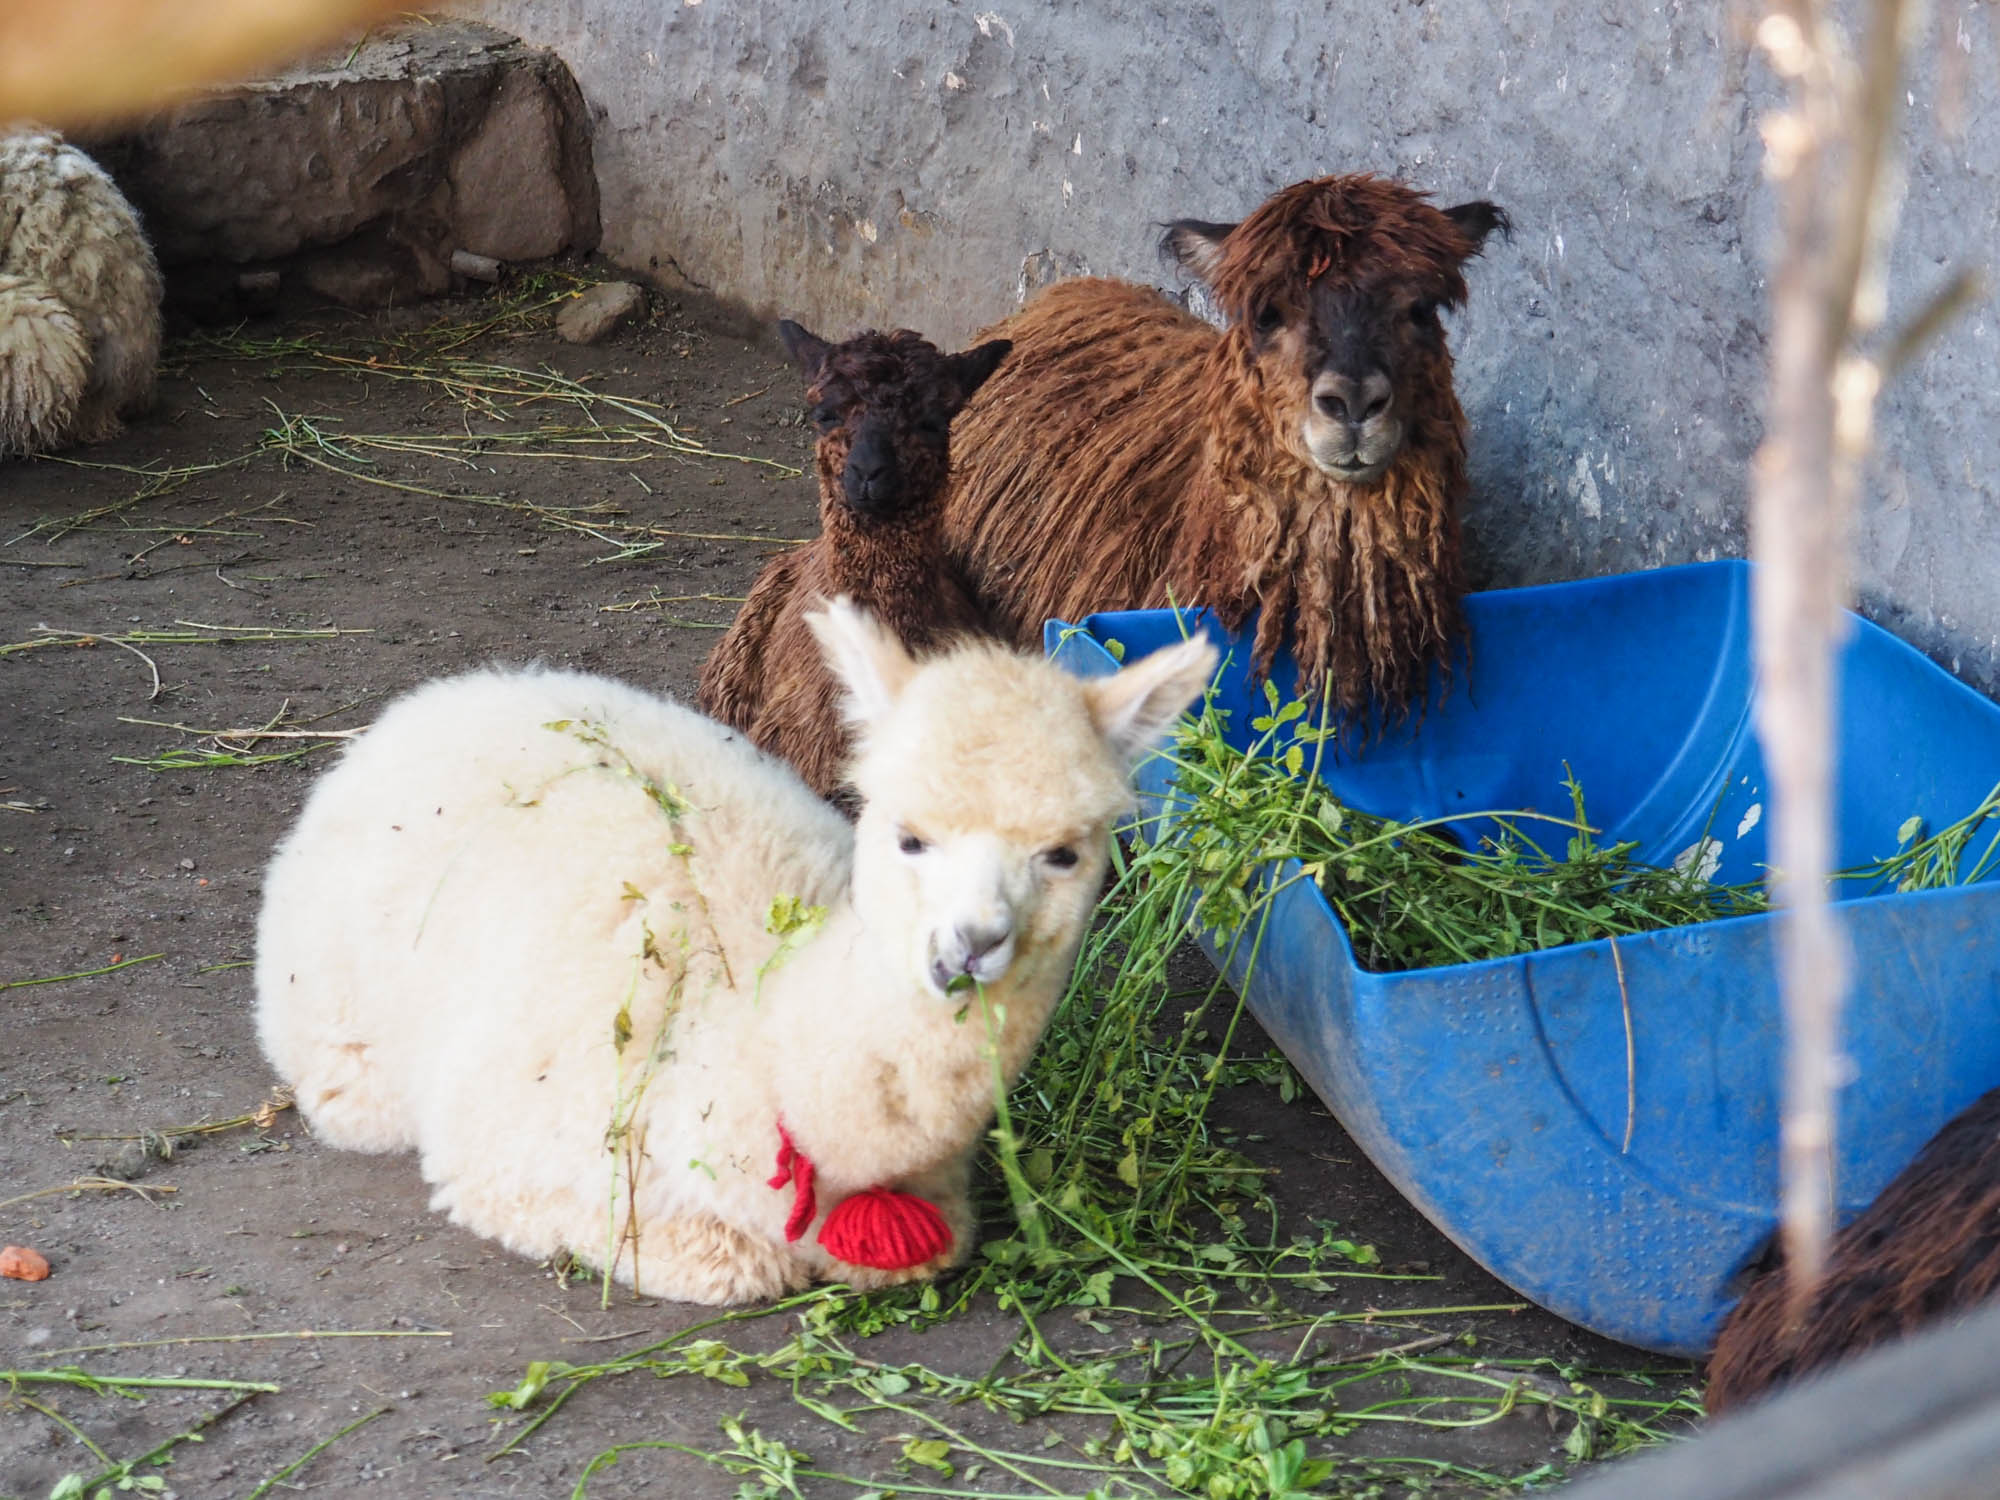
[462,0,2000,690]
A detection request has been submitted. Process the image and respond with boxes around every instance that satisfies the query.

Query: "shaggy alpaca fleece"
[1704,1084,2000,1415]
[256,618,1215,1304]
[0,129,162,455]
[943,174,1503,727]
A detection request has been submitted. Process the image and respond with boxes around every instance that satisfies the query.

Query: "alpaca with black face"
[697,320,1011,804]
[943,173,1509,729]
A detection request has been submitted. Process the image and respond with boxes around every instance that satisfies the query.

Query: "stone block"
[449,68,573,262]
[299,224,449,310]
[79,19,599,310]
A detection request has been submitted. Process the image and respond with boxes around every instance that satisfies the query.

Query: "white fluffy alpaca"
[256,602,1215,1304]
[0,129,163,455]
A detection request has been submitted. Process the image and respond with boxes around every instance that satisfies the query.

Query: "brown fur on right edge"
[1704,1084,2000,1415]
[698,322,1010,803]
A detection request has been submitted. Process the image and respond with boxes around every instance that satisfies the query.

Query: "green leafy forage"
[1164,679,1768,973]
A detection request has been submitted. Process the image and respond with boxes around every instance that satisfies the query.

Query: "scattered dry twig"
[0,953,165,993]
[1,623,373,702]
[0,1176,177,1215]
[125,492,294,565]
[244,1405,392,1500]
[30,1329,451,1359]
[62,1086,295,1146]
[1613,942,1636,1156]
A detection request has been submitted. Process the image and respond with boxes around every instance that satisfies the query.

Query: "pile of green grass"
[1160,682,1769,973]
[1162,678,2000,974]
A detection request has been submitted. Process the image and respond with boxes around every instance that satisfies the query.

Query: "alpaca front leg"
[814,1157,975,1291]
[281,1036,416,1154]
[623,1213,812,1307]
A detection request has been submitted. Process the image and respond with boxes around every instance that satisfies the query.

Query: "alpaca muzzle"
[1305,368,1402,482]
[927,918,1015,994]
[841,427,903,513]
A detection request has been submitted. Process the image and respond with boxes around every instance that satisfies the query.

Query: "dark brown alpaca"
[943,173,1507,727]
[1704,1085,2000,1415]
[697,320,1011,802]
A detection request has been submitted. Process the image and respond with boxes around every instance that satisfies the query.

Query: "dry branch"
[1751,0,1925,1303]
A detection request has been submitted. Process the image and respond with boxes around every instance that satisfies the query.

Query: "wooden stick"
[1751,0,1914,1306]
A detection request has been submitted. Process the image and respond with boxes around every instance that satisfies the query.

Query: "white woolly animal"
[255,601,1215,1304]
[0,129,163,455]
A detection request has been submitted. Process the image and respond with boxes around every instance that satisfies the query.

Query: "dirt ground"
[1,279,1696,1499]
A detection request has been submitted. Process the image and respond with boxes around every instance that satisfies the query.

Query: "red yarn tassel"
[768,1122,816,1243]
[818,1188,953,1271]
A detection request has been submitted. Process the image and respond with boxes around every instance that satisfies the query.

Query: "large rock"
[81,19,599,309]
[449,68,576,262]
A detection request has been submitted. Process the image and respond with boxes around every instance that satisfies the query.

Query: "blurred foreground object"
[0,0,422,129]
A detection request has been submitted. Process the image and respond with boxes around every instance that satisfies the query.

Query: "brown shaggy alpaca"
[697,320,1011,802]
[1704,1085,2000,1415]
[944,173,1507,726]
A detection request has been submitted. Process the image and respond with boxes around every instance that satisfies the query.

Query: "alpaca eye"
[898,830,928,856]
[915,413,949,438]
[810,404,841,428]
[1409,300,1436,326]
[1043,845,1079,870]
[1252,303,1283,335]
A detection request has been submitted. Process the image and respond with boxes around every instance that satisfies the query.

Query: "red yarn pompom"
[818,1188,953,1270]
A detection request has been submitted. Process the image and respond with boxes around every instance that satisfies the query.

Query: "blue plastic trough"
[1046,560,2000,1356]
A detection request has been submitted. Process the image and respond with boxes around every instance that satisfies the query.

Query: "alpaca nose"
[842,432,900,508]
[1313,370,1393,430]
[927,918,1015,993]
[961,920,1012,966]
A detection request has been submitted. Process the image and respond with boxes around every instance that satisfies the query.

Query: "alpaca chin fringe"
[1181,421,1469,732]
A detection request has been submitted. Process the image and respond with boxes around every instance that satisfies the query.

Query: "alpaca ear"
[777,319,834,380]
[1084,635,1219,767]
[805,596,920,729]
[1161,219,1237,286]
[1443,201,1511,256]
[946,339,1011,402]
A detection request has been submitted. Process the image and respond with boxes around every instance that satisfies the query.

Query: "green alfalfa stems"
[971,983,1050,1260]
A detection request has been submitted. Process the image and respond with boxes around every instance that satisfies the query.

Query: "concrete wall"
[464,0,2000,691]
